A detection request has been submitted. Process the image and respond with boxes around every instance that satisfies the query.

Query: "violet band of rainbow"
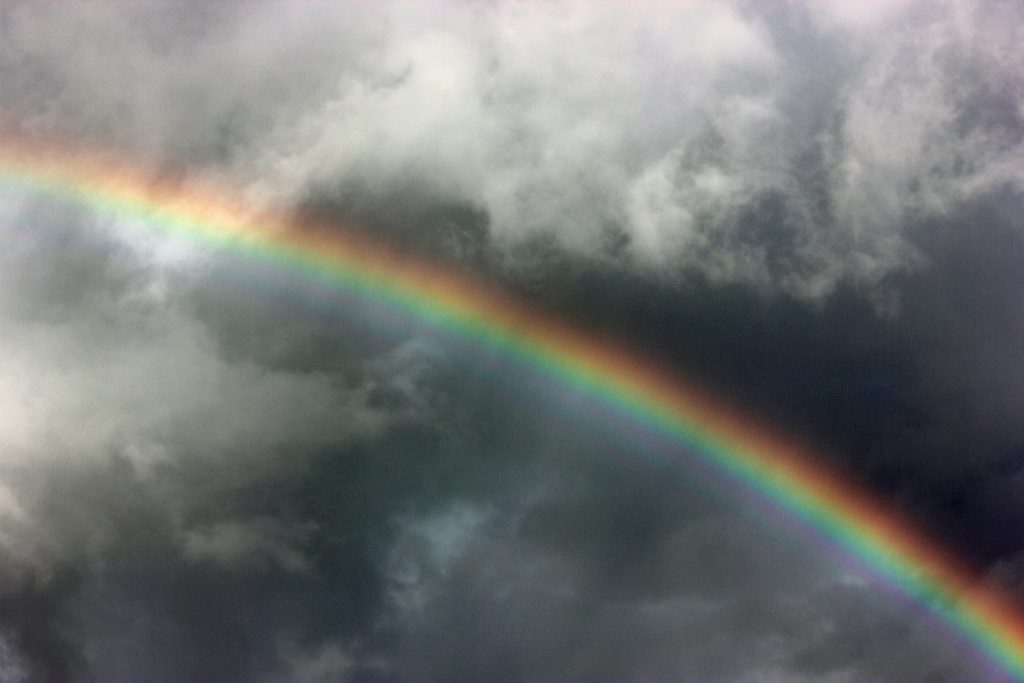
[2,138,1023,681]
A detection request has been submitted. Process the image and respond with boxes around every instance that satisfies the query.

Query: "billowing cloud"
[3,0,1021,298]
[0,2,1022,682]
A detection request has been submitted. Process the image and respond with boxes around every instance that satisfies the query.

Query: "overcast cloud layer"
[1,2,1023,682]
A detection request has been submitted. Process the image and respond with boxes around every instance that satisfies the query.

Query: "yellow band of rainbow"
[1,137,1022,680]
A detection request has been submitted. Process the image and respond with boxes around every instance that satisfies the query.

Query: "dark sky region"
[0,1,1023,681]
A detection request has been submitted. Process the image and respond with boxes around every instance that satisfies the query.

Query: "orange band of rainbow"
[1,137,1022,680]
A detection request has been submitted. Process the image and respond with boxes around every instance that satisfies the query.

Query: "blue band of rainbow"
[2,137,1022,680]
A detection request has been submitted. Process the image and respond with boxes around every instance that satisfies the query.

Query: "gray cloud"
[3,0,1021,298]
[0,2,1022,682]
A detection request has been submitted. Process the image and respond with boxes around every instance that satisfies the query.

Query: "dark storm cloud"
[0,1,1023,682]
[494,186,1024,567]
[0,190,426,681]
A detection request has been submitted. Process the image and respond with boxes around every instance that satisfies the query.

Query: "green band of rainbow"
[2,139,1023,680]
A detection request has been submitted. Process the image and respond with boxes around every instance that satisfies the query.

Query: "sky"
[0,1,1023,681]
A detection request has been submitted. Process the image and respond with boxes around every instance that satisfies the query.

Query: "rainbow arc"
[1,137,1023,680]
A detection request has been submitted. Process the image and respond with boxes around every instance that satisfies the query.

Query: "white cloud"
[4,1,1020,300]
[0,189,416,574]
[0,4,1021,681]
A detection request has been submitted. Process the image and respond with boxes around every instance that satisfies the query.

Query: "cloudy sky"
[1,1,1023,681]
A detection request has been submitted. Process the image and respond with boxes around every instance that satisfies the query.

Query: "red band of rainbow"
[2,138,1022,680]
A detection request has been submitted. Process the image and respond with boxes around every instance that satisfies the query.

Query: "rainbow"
[2,137,1023,679]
